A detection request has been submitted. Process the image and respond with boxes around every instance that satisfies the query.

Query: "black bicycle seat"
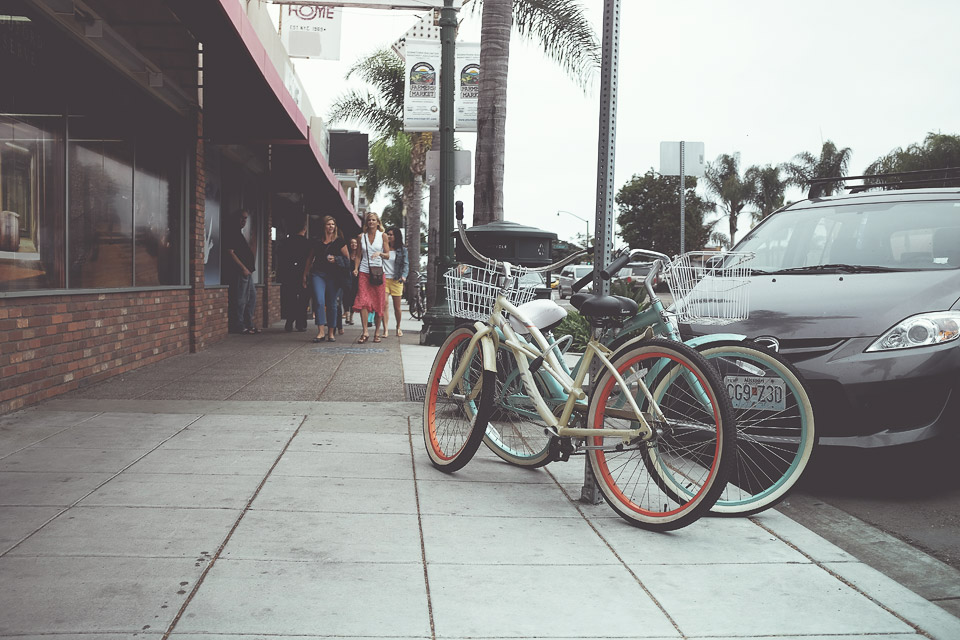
[570,293,638,318]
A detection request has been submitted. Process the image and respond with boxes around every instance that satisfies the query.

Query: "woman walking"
[342,236,359,326]
[352,211,390,343]
[382,226,409,338]
[303,215,350,343]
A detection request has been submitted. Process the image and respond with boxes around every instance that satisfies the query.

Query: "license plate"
[724,375,786,411]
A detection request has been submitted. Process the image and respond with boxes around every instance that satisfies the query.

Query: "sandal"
[396,329,403,337]
[326,336,335,342]
[357,335,369,344]
[312,337,323,343]
[373,334,382,343]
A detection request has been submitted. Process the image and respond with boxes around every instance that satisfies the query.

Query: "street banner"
[454,42,480,132]
[403,38,441,132]
[280,4,342,60]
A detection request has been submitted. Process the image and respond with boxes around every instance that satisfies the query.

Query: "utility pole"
[420,0,458,345]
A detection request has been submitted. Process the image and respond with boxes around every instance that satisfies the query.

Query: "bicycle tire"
[696,342,816,516]
[586,338,736,531]
[423,326,494,472]
[482,345,554,468]
[410,293,425,320]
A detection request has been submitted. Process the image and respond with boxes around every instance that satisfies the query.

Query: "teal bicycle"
[484,247,816,517]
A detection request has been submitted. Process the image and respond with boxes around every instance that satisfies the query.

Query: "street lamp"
[557,210,590,244]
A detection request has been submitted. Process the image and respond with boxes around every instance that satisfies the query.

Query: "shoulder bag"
[365,233,384,286]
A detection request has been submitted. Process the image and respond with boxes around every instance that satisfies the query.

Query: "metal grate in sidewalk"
[405,383,427,402]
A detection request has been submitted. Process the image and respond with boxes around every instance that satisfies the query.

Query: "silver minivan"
[558,264,593,299]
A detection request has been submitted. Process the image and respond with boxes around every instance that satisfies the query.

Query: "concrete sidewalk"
[1,308,959,639]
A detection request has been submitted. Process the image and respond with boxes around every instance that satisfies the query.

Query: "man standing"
[277,212,311,332]
[224,209,259,334]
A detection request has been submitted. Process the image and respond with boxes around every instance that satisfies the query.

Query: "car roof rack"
[806,167,960,198]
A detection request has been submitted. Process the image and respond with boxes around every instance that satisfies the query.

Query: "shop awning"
[165,0,358,227]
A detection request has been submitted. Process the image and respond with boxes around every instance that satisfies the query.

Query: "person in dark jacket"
[224,209,259,334]
[277,213,311,332]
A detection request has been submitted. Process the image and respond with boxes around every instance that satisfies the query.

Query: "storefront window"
[0,114,65,291]
[135,143,182,286]
[68,137,134,288]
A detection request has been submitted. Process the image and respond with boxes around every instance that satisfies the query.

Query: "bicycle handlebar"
[454,201,589,274]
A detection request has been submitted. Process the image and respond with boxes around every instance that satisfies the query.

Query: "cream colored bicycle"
[422,204,737,531]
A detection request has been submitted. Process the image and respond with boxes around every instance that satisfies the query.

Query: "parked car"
[558,264,594,298]
[682,186,960,448]
[613,261,664,293]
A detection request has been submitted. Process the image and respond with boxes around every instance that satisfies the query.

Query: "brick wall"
[0,290,192,413]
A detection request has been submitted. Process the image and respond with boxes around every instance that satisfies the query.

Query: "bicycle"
[407,271,426,320]
[484,247,816,517]
[423,203,737,531]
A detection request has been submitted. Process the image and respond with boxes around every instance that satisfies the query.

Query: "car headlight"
[866,311,960,352]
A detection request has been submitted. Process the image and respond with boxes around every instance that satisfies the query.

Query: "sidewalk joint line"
[544,465,688,639]
[407,414,437,640]
[161,413,309,640]
[0,413,206,558]
[750,516,935,639]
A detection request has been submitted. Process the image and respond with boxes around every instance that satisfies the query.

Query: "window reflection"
[68,138,134,288]
[0,114,65,291]
[135,145,181,286]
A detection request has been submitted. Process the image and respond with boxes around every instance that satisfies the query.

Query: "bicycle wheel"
[587,338,736,531]
[697,342,816,516]
[410,290,425,320]
[483,345,554,467]
[423,326,494,472]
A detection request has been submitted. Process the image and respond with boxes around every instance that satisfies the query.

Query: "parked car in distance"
[558,264,593,298]
[682,186,960,448]
[613,261,664,293]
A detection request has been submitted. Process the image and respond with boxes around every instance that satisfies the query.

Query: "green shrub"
[553,310,591,352]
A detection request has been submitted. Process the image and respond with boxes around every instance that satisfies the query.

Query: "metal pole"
[420,0,458,345]
[582,0,621,505]
[680,140,685,254]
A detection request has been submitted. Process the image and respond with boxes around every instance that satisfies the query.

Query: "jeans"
[233,272,256,330]
[310,272,341,328]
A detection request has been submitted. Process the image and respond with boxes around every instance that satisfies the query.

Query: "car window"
[736,200,960,271]
[573,266,593,278]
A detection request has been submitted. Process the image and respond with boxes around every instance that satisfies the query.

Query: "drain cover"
[312,347,388,354]
[405,383,427,402]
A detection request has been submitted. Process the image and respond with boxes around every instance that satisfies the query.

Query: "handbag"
[364,233,384,286]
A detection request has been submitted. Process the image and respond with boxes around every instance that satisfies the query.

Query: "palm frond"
[512,0,600,89]
[345,49,406,117]
[327,91,403,136]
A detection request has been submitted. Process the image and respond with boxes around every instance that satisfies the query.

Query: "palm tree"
[865,132,960,187]
[704,153,755,246]
[327,49,429,283]
[745,164,788,223]
[784,141,852,198]
[471,0,600,225]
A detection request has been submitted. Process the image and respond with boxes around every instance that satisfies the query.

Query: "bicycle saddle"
[570,292,639,318]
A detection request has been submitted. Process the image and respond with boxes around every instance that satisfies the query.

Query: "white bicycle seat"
[508,298,567,334]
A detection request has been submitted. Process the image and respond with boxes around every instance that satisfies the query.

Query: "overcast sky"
[287,0,960,244]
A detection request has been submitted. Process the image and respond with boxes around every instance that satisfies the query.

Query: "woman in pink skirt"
[352,211,391,343]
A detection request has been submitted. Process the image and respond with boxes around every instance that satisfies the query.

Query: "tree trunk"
[728,212,738,247]
[427,133,441,308]
[473,0,512,226]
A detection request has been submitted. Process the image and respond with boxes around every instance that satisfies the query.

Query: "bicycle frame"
[445,291,659,443]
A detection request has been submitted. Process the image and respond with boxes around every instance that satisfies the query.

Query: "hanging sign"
[280,5,342,60]
[403,38,441,132]
[454,42,479,132]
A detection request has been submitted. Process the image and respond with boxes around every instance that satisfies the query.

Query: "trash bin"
[454,219,557,299]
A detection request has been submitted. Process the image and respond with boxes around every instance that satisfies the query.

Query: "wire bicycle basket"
[665,251,755,325]
[444,263,537,321]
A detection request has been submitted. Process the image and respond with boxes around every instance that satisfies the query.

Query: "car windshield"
[518,272,543,288]
[734,200,960,272]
